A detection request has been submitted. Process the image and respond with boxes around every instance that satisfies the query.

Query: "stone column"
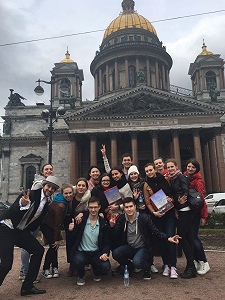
[155,61,159,89]
[196,71,200,92]
[172,130,181,169]
[115,61,119,89]
[151,131,159,160]
[219,69,224,89]
[99,69,102,95]
[110,132,118,167]
[125,59,129,87]
[130,132,138,167]
[70,134,79,184]
[166,69,170,90]
[214,128,225,191]
[201,69,206,90]
[136,58,140,72]
[20,164,24,188]
[89,134,97,166]
[162,65,166,90]
[95,73,98,98]
[146,59,150,86]
[208,134,220,192]
[106,64,110,92]
[202,138,213,193]
[192,128,205,180]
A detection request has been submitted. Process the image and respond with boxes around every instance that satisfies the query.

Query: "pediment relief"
[66,87,224,121]
[77,94,214,118]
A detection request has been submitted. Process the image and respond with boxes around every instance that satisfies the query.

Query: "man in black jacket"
[69,197,111,286]
[0,176,60,296]
[110,197,180,280]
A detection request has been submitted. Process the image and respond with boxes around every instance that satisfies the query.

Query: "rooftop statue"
[6,89,26,107]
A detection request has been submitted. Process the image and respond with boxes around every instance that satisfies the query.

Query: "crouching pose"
[110,197,180,280]
[69,197,111,285]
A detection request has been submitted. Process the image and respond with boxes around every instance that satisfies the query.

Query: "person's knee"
[101,261,111,275]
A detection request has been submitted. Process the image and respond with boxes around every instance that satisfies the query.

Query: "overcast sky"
[1,0,225,133]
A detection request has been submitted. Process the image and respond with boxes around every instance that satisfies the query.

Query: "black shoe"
[21,286,46,296]
[143,270,151,280]
[180,266,197,279]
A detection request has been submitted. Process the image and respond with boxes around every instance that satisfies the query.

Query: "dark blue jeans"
[152,209,177,267]
[72,250,111,278]
[40,223,58,270]
[193,212,207,262]
[112,245,151,271]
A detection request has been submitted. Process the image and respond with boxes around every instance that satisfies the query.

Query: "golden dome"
[60,49,74,63]
[103,1,157,40]
[199,41,213,56]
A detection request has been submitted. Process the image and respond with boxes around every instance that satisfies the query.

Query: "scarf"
[167,169,182,180]
[111,173,128,189]
[146,173,172,196]
[54,193,69,213]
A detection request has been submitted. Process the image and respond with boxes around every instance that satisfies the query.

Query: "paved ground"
[0,247,225,299]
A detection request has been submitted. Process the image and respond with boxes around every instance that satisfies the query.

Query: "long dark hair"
[87,166,101,180]
[185,158,200,174]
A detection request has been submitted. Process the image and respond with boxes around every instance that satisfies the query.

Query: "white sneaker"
[162,264,170,276]
[52,267,59,278]
[194,260,200,271]
[197,261,210,275]
[151,264,159,273]
[170,267,178,279]
[42,269,52,279]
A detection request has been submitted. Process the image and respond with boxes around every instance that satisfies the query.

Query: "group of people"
[0,145,210,295]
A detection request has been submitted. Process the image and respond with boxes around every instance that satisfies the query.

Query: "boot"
[180,265,197,279]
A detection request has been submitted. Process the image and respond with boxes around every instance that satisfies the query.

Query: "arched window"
[205,71,217,90]
[129,65,136,87]
[26,166,36,189]
[60,78,71,98]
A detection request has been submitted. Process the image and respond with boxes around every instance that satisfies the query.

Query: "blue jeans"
[152,209,177,267]
[20,227,39,275]
[112,245,151,271]
[193,212,207,262]
[72,250,111,278]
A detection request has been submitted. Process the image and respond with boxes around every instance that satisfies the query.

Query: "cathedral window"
[205,71,217,90]
[60,78,71,98]
[25,166,36,189]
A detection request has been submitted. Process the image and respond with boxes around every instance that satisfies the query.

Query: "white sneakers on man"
[197,261,210,275]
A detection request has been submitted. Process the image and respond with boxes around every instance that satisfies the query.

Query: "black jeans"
[40,223,58,270]
[0,224,44,290]
[177,210,196,267]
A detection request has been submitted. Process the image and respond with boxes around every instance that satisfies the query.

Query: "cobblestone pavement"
[1,247,225,300]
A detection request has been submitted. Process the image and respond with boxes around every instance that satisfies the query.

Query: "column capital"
[69,133,79,142]
[150,131,158,138]
[109,132,118,139]
[129,131,139,139]
[191,128,201,136]
[88,133,97,141]
[171,129,180,138]
[213,127,222,136]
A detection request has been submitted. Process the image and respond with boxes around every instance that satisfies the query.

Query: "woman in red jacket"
[184,158,210,275]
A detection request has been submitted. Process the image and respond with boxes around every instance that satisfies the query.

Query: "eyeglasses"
[88,206,99,210]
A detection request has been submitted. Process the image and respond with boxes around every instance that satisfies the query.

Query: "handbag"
[188,188,204,210]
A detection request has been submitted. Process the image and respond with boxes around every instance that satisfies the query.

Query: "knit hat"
[128,165,139,176]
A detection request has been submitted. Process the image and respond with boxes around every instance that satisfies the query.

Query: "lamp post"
[34,78,69,164]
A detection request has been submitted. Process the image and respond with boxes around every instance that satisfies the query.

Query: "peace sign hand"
[21,189,31,206]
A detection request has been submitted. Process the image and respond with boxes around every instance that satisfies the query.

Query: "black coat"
[0,189,49,232]
[111,213,168,253]
[91,185,109,216]
[170,173,189,210]
[69,212,111,260]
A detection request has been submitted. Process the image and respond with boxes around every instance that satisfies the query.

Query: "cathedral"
[1,0,225,202]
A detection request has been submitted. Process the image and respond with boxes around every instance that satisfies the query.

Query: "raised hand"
[100,144,106,156]
[69,218,75,231]
[21,189,31,206]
